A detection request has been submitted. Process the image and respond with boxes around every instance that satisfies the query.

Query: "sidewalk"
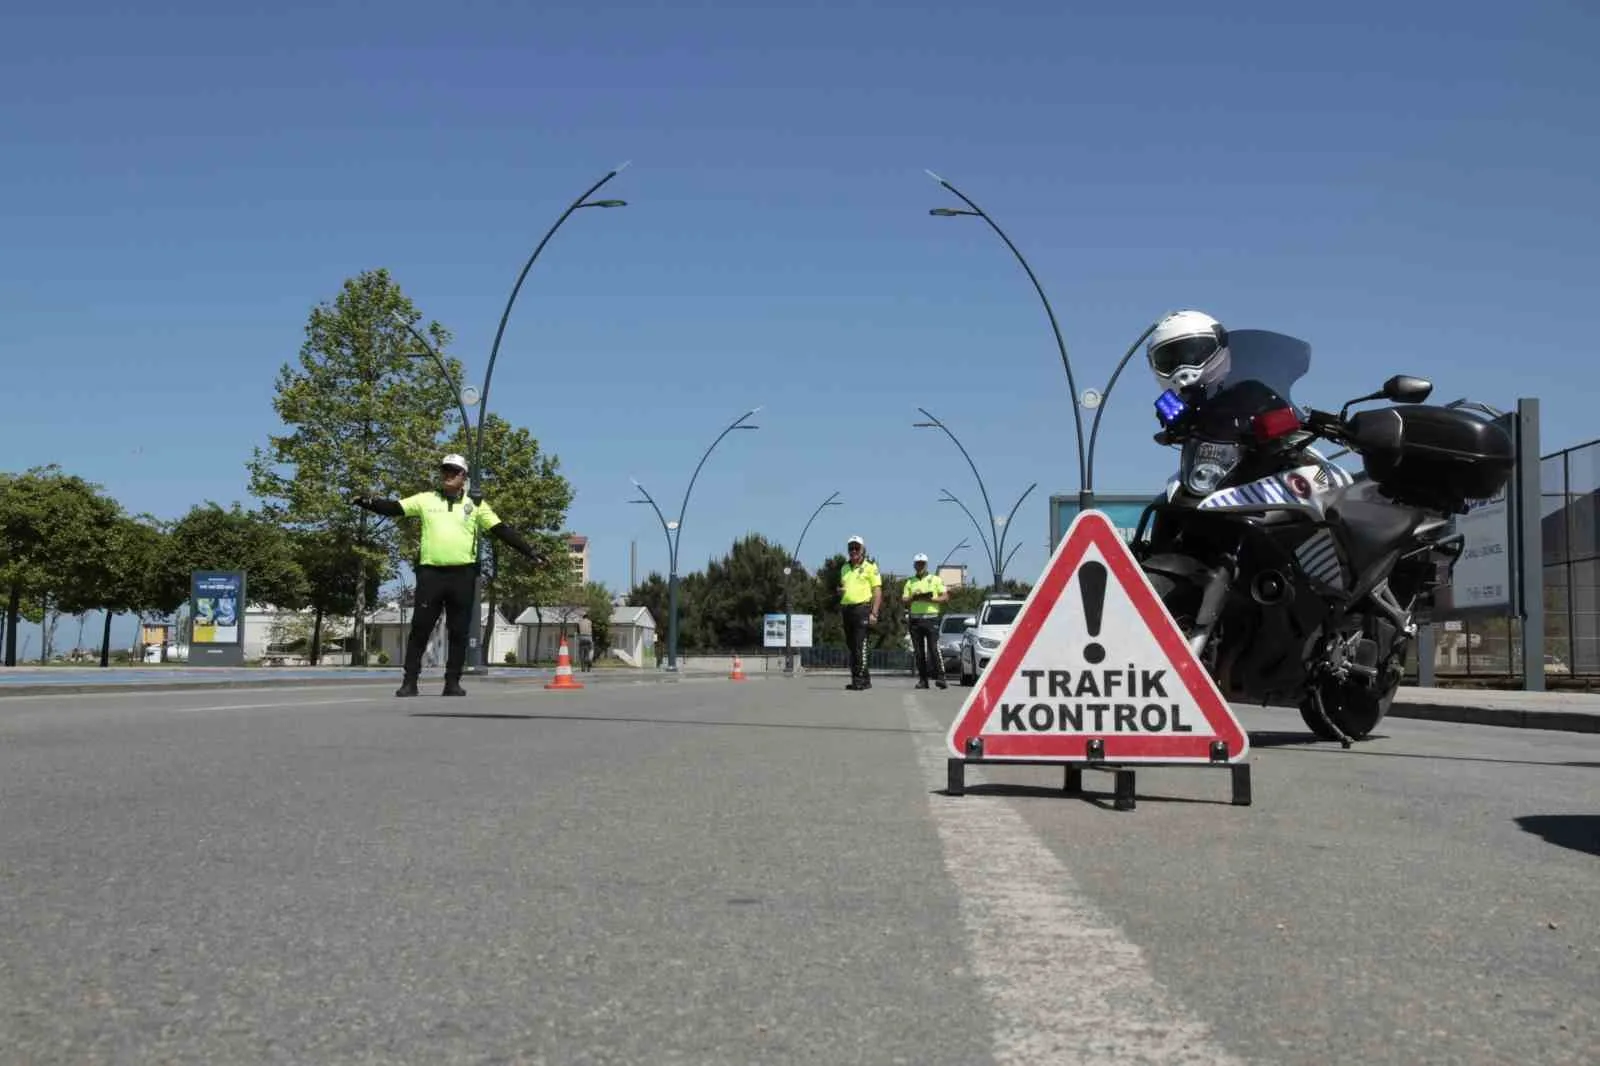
[1389,685,1600,733]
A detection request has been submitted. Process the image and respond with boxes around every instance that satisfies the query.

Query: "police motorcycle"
[1128,313,1515,745]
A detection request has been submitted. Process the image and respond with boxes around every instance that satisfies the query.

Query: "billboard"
[1049,495,1154,552]
[189,570,246,665]
[763,613,813,648]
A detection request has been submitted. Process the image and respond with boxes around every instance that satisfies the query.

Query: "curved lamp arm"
[927,171,1087,488]
[393,313,474,433]
[628,478,676,567]
[473,163,631,480]
[994,482,1038,581]
[793,491,842,566]
[1085,318,1163,496]
[675,407,762,529]
[940,489,998,581]
[917,407,997,557]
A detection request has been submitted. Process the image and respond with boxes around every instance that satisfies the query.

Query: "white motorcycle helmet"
[1147,310,1231,393]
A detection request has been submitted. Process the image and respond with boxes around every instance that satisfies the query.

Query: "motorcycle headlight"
[1183,440,1241,495]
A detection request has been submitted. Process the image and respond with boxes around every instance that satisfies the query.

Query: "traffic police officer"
[353,453,544,698]
[839,534,882,690]
[902,552,949,689]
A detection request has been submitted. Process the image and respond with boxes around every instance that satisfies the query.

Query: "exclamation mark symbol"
[1079,561,1107,664]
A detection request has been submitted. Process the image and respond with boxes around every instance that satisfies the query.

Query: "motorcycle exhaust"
[1250,570,1292,606]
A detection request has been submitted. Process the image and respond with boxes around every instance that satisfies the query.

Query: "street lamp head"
[460,386,481,407]
[583,199,628,208]
[929,207,976,217]
[912,421,936,428]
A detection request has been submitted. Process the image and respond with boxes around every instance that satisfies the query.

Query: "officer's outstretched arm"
[487,523,546,564]
[351,494,404,517]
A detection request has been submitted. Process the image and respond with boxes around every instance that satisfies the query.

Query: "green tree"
[581,582,615,655]
[692,534,790,649]
[247,268,460,664]
[155,504,308,621]
[64,515,167,668]
[0,466,122,666]
[291,528,381,664]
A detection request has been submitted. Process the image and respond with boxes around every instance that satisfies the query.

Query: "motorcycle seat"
[1326,481,1429,577]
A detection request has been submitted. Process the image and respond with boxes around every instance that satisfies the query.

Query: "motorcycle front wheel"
[1299,678,1395,741]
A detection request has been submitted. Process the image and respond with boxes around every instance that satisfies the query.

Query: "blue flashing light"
[1155,389,1187,426]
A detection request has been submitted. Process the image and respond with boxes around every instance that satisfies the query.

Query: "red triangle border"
[947,510,1249,762]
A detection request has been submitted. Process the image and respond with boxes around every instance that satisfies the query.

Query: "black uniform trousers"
[406,564,477,683]
[842,602,873,684]
[909,615,946,683]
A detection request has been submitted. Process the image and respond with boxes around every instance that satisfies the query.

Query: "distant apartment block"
[568,534,589,585]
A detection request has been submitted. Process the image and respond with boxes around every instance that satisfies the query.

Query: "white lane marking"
[0,683,399,704]
[172,696,388,714]
[905,694,1243,1066]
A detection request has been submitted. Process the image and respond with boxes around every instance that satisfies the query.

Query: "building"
[608,605,657,667]
[568,534,590,585]
[366,605,519,668]
[514,605,591,663]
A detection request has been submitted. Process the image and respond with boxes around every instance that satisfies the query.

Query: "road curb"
[1388,700,1600,733]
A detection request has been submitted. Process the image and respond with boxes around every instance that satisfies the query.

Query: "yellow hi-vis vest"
[400,491,502,566]
[902,573,946,615]
[840,560,882,606]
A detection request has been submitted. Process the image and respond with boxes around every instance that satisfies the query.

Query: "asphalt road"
[1,677,1594,1064]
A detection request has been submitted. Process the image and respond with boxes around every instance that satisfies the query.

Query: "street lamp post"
[396,165,629,675]
[938,537,970,571]
[783,491,841,676]
[397,324,478,437]
[1079,319,1164,512]
[926,172,1169,515]
[914,408,1036,590]
[630,408,762,671]
[926,170,1085,498]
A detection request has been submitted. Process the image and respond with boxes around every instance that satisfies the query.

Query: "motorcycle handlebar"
[1303,409,1347,441]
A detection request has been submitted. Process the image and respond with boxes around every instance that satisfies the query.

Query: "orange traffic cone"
[545,638,585,690]
[729,654,748,681]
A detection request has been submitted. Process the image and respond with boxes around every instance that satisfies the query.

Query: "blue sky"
[3,0,1595,655]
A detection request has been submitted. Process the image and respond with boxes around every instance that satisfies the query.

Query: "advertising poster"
[1439,488,1513,613]
[1050,495,1154,552]
[763,613,814,648]
[191,571,245,645]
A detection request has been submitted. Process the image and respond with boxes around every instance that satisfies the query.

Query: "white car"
[957,597,1025,686]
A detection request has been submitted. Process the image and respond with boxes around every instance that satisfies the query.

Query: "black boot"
[395,679,419,698]
[915,679,930,689]
[442,679,467,697]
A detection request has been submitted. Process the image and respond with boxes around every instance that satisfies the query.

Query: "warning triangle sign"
[947,509,1248,763]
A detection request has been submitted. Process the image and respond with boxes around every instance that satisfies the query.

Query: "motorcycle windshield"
[1189,329,1313,442]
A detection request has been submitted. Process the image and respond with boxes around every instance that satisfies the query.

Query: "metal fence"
[1423,437,1600,681]
[1539,438,1600,676]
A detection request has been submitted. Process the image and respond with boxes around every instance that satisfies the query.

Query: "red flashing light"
[1253,407,1301,442]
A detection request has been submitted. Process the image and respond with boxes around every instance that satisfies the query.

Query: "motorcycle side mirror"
[1382,375,1433,403]
[1339,375,1435,421]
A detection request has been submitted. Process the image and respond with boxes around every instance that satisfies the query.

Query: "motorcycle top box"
[1346,405,1514,509]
